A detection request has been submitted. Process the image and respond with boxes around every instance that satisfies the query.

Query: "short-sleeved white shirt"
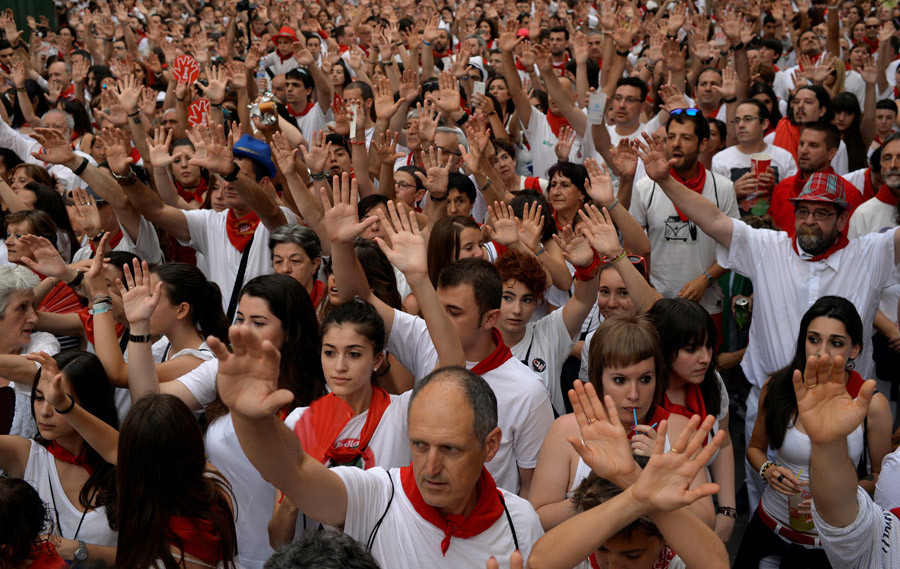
[334,466,544,569]
[717,220,898,387]
[509,307,578,416]
[290,104,333,148]
[180,207,297,313]
[814,485,900,569]
[71,216,163,265]
[520,107,581,179]
[630,171,739,314]
[711,143,798,185]
[876,446,900,511]
[175,358,219,408]
[386,310,554,493]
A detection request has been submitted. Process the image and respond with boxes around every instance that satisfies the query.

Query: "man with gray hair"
[0,107,95,191]
[263,529,380,569]
[217,335,544,569]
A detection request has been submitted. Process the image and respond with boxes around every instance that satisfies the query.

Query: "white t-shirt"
[334,466,544,569]
[711,143,798,185]
[9,332,61,439]
[630,171,740,314]
[814,485,900,569]
[519,107,582,179]
[289,104,333,148]
[0,119,96,191]
[844,168,872,200]
[180,207,297,313]
[509,307,578,416]
[876,446,900,511]
[175,358,219,408]
[23,440,117,546]
[72,216,163,265]
[386,310,554,493]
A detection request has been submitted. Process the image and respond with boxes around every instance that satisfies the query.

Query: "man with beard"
[773,85,850,174]
[636,128,900,516]
[773,30,825,101]
[849,133,900,397]
[630,111,738,323]
[770,122,862,234]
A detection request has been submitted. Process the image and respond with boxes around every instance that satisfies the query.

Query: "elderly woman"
[0,265,60,439]
[269,225,325,307]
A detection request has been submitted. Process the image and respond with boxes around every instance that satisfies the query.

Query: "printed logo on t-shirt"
[664,216,697,242]
[531,358,547,373]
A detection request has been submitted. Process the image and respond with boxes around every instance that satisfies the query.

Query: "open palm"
[793,354,875,445]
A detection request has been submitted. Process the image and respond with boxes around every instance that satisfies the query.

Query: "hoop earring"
[846,358,856,371]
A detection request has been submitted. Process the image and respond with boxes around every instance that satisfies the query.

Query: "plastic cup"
[788,488,814,532]
[750,153,772,178]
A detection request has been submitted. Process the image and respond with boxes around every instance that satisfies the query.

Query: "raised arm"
[212,327,349,528]
[585,156,650,256]
[498,20,532,128]
[534,44,586,136]
[636,133,735,248]
[270,131,326,247]
[552,227,601,339]
[295,43,334,115]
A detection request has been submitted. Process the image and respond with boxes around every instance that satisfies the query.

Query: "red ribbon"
[400,465,505,555]
[46,441,93,475]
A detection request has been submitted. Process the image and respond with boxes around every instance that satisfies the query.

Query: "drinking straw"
[633,409,638,426]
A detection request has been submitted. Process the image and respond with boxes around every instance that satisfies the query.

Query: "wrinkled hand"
[29,128,78,167]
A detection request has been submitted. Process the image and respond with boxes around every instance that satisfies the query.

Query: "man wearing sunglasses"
[639,129,900,525]
[630,110,738,323]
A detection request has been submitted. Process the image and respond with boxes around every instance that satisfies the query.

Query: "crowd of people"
[2,0,900,566]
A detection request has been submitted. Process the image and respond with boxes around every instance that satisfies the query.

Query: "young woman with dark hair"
[125,270,327,569]
[0,350,118,565]
[426,215,486,286]
[735,296,893,568]
[0,478,67,569]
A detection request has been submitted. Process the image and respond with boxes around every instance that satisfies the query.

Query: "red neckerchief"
[792,230,849,261]
[433,49,451,59]
[626,405,670,440]
[128,146,142,165]
[288,101,316,117]
[894,86,900,99]
[846,370,865,398]
[225,209,261,253]
[76,306,126,345]
[546,111,569,138]
[339,44,351,54]
[27,542,67,569]
[515,58,530,71]
[876,184,899,206]
[663,385,709,445]
[317,29,328,39]
[863,168,877,202]
[175,177,208,204]
[309,279,325,306]
[862,37,879,52]
[293,386,391,467]
[400,464,505,555]
[166,516,222,566]
[46,441,93,475]
[470,329,513,375]
[276,49,294,64]
[59,84,75,100]
[89,229,124,254]
[38,280,82,314]
[703,104,722,120]
[552,54,570,69]
[773,118,801,163]
[670,163,707,221]
[524,176,544,193]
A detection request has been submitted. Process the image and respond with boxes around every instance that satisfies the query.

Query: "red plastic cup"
[750,153,772,178]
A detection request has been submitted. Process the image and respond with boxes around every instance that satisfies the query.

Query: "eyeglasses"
[395,181,417,191]
[612,94,642,104]
[795,208,838,220]
[731,116,762,125]
[866,24,880,29]
[435,146,462,157]
[670,108,701,117]
[601,253,647,276]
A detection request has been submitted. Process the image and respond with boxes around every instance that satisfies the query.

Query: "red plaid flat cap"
[789,172,850,208]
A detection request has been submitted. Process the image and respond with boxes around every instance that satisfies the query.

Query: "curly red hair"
[494,249,548,301]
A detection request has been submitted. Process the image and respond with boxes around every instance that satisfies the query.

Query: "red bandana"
[46,441,93,475]
[287,101,316,117]
[515,58,531,72]
[166,516,223,566]
[670,163,707,221]
[309,279,325,307]
[875,184,899,206]
[663,384,707,420]
[76,306,126,346]
[470,329,513,375]
[863,168,877,202]
[28,542,67,569]
[175,177,208,204]
[276,50,294,64]
[546,111,570,138]
[225,209,261,253]
[293,386,391,467]
[552,54,570,69]
[89,229,124,254]
[791,230,849,261]
[400,465,505,555]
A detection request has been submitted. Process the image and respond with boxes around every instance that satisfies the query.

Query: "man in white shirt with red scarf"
[637,130,900,511]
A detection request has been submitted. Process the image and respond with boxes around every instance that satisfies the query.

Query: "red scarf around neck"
[791,230,849,261]
[663,384,708,420]
[175,177,208,204]
[28,542,67,569]
[400,465,505,555]
[470,329,513,375]
[225,209,261,253]
[46,441,93,475]
[288,101,316,117]
[669,162,707,221]
[89,229,124,254]
[876,184,900,206]
[546,111,569,138]
[293,386,391,467]
[863,168,877,202]
[276,50,294,64]
[166,516,223,566]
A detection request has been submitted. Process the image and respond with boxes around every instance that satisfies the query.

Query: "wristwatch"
[703,271,716,286]
[75,540,88,561]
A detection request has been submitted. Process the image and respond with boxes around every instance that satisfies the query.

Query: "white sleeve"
[579,329,594,382]
[385,309,439,381]
[0,118,41,165]
[813,485,899,569]
[514,385,555,469]
[832,141,850,176]
[718,176,740,219]
[117,215,163,264]
[174,358,219,408]
[331,466,393,543]
[876,447,900,511]
[181,208,216,252]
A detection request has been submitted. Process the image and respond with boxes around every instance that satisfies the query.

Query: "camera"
[236,0,258,11]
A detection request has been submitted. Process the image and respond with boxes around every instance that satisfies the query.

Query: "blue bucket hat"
[232,134,277,179]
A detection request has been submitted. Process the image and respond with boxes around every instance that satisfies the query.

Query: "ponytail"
[152,264,230,342]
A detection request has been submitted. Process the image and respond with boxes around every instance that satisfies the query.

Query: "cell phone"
[473,81,486,95]
[209,31,225,40]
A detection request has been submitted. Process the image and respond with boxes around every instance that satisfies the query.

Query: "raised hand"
[70,188,102,237]
[270,130,299,176]
[584,158,615,205]
[572,30,589,65]
[553,224,596,268]
[712,62,738,101]
[320,172,378,244]
[611,139,639,178]
[414,146,454,197]
[198,64,228,105]
[398,68,419,103]
[25,352,67,407]
[373,76,403,121]
[374,130,406,165]
[300,130,331,175]
[227,61,247,91]
[329,99,352,137]
[292,40,316,67]
[29,128,78,167]
[117,259,163,326]
[210,326,293,420]
[416,99,439,144]
[484,201,521,246]
[139,87,159,119]
[792,354,876,446]
[17,235,71,278]
[567,380,642,488]
[635,132,675,182]
[187,124,235,176]
[96,127,135,175]
[498,19,524,53]
[518,201,546,252]
[578,204,624,258]
[434,71,461,115]
[555,125,576,163]
[146,128,174,169]
[373,200,428,277]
